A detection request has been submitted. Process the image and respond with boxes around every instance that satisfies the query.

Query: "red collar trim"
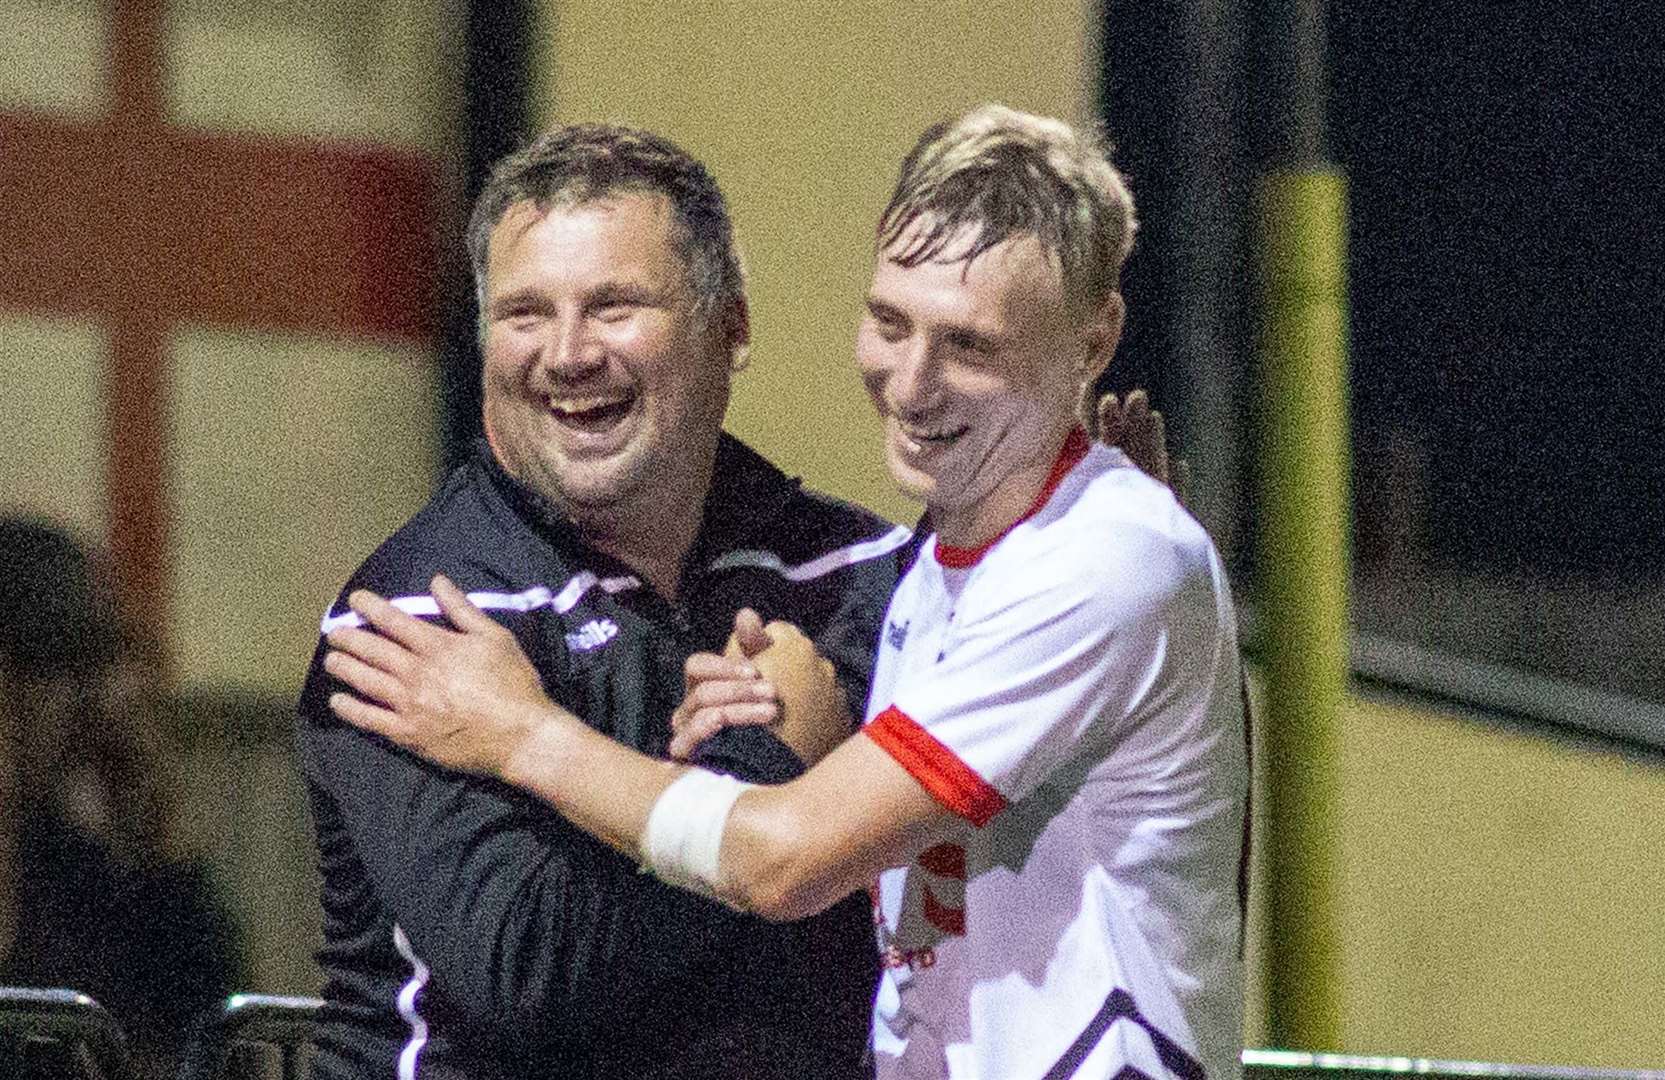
[934,427,1090,569]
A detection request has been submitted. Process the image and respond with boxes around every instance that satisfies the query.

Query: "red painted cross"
[0,0,438,643]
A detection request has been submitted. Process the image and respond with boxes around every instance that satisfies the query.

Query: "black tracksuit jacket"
[297,437,912,1079]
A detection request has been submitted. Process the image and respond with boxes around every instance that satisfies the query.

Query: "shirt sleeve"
[865,518,1227,823]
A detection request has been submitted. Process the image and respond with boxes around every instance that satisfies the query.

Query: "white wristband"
[640,768,754,904]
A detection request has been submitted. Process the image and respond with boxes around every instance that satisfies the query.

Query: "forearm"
[499,720,828,918]
[715,734,953,922]
[716,789,852,922]
[500,705,690,858]
[498,710,942,922]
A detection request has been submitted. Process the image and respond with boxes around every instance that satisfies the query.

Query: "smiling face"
[479,193,739,527]
[856,227,1121,545]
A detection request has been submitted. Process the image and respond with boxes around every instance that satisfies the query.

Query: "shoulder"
[994,446,1221,615]
[777,486,911,573]
[340,450,530,599]
[711,435,913,586]
[789,483,898,545]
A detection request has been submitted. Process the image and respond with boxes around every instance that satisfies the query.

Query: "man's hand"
[324,574,560,777]
[668,610,780,760]
[747,617,853,767]
[1083,385,1190,499]
[668,609,852,767]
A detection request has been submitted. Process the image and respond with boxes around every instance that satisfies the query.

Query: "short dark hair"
[466,123,745,320]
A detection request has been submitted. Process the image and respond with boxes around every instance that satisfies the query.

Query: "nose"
[537,311,604,382]
[885,336,938,420]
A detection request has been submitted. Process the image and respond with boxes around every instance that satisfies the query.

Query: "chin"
[560,470,643,511]
[885,460,937,506]
[515,453,621,509]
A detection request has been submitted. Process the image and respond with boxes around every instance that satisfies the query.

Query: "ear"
[1078,291,1126,386]
[720,294,753,374]
[724,293,751,352]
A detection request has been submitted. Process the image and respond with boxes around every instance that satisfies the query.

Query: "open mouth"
[897,420,969,453]
[550,392,636,433]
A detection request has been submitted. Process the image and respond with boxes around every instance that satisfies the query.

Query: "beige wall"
[166,0,460,150]
[167,328,439,695]
[538,0,1100,526]
[1,0,107,113]
[1243,681,1665,1067]
[1331,697,1664,1066]
[0,314,108,538]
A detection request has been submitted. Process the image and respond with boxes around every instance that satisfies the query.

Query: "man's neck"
[932,428,1087,555]
[932,460,1056,551]
[579,504,701,602]
[569,456,717,603]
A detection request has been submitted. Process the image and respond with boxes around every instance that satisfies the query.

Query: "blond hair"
[877,104,1137,306]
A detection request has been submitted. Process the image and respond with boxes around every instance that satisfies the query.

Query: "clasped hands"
[668,607,853,766]
[324,576,851,774]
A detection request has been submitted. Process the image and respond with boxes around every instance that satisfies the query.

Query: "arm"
[327,577,959,921]
[329,516,1218,925]
[501,706,951,921]
[302,603,785,1039]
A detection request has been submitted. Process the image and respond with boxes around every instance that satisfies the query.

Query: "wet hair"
[876,104,1137,307]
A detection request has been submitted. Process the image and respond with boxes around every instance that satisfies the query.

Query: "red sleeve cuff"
[864,706,1006,827]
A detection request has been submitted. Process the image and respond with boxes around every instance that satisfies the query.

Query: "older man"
[327,106,1247,1079]
[297,126,904,1079]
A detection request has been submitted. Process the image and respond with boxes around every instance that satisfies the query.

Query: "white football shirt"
[863,432,1247,1080]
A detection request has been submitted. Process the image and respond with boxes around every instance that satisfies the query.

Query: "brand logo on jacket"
[565,618,620,652]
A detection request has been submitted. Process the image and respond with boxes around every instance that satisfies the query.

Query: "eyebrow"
[942,325,1000,353]
[487,287,547,315]
[589,282,655,306]
[488,281,661,316]
[865,297,1001,351]
[865,297,905,320]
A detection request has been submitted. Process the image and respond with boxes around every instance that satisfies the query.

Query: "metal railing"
[1246,1048,1665,1080]
[180,994,322,1080]
[0,987,132,1080]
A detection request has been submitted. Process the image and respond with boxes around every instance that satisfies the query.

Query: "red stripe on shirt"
[918,842,966,879]
[922,885,967,935]
[936,427,1090,568]
[864,706,1006,826]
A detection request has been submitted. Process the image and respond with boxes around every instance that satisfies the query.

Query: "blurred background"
[1,0,1660,1071]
